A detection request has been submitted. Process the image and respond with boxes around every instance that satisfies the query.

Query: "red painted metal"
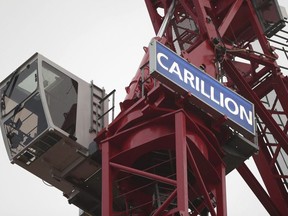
[97,84,229,215]
[237,163,281,216]
[96,0,288,215]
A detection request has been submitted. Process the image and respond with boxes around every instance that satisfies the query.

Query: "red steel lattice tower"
[96,0,288,215]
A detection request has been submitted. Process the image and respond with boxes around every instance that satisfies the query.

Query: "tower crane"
[0,0,288,216]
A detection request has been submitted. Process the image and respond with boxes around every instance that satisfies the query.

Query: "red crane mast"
[97,0,288,215]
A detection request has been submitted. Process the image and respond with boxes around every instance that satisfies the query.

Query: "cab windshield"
[1,60,38,116]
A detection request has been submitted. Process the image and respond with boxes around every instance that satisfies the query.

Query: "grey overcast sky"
[0,1,287,215]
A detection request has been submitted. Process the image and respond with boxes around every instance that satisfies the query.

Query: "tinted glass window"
[1,60,38,116]
[42,62,78,135]
[4,94,47,158]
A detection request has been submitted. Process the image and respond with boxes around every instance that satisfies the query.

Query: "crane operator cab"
[0,53,113,203]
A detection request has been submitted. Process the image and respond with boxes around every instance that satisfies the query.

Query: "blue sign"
[149,39,255,136]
